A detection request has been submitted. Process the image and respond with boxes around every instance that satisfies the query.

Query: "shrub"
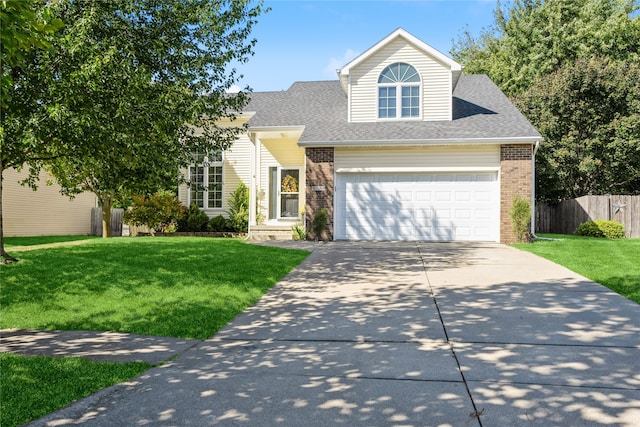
[177,204,209,232]
[510,195,532,243]
[575,220,625,238]
[208,215,229,232]
[291,223,307,241]
[227,182,249,232]
[123,191,185,235]
[310,209,328,241]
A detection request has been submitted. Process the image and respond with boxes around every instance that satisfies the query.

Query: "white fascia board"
[298,136,543,148]
[339,28,462,78]
[248,125,305,140]
[336,166,500,173]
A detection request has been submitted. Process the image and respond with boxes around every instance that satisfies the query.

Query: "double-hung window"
[378,63,421,119]
[190,150,223,209]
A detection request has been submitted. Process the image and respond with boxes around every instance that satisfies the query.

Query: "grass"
[4,235,100,247]
[0,237,310,339]
[1,237,309,426]
[513,234,640,304]
[0,353,150,427]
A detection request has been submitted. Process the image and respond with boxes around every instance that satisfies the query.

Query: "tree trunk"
[102,197,112,238]
[0,164,18,263]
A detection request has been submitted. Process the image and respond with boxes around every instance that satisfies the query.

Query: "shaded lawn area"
[513,234,640,304]
[3,235,100,247]
[0,237,310,339]
[1,353,150,427]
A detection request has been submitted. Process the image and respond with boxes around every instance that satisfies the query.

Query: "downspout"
[530,140,553,241]
[247,133,257,239]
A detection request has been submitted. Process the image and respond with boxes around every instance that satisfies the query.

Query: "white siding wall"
[335,145,500,171]
[349,37,452,123]
[3,167,96,236]
[178,134,253,218]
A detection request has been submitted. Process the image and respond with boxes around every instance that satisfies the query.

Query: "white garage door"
[336,172,498,241]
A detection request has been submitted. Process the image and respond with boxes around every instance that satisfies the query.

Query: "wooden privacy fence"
[536,195,640,238]
[91,208,124,236]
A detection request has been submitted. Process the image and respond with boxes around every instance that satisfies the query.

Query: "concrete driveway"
[30,242,640,426]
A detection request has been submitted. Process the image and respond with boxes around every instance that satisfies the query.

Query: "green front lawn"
[1,237,309,426]
[513,234,640,304]
[1,237,309,338]
[1,353,150,427]
[3,235,100,247]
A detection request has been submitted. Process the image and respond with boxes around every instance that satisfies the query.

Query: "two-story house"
[179,28,541,243]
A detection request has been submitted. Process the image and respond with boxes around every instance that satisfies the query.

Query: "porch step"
[250,225,294,241]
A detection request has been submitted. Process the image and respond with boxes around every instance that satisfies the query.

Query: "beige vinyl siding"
[3,167,96,237]
[257,137,305,221]
[335,145,500,171]
[178,135,253,218]
[349,37,452,123]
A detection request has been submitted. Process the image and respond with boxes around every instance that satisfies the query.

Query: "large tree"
[517,56,640,202]
[451,0,640,202]
[1,0,63,261]
[1,0,265,258]
[452,0,640,96]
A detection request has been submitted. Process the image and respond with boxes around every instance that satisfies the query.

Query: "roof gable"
[338,28,462,91]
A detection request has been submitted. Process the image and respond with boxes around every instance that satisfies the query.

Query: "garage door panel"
[337,172,498,241]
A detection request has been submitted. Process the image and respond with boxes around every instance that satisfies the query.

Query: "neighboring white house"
[3,167,97,237]
[182,28,542,243]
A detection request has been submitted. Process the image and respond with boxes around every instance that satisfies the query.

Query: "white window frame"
[378,62,421,120]
[269,166,303,220]
[189,150,224,210]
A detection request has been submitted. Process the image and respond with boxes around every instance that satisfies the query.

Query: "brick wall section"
[500,144,533,244]
[306,148,334,240]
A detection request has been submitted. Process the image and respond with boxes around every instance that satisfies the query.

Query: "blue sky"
[233,0,497,92]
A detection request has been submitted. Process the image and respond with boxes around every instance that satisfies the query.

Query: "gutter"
[298,136,542,148]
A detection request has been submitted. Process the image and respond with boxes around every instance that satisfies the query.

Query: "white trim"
[336,166,500,173]
[339,28,462,77]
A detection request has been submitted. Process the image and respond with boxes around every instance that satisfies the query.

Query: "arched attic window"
[378,63,420,119]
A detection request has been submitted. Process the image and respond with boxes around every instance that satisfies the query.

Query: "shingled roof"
[246,74,541,146]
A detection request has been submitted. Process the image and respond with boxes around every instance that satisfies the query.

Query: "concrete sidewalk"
[20,242,640,426]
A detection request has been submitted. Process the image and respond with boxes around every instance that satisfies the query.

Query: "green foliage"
[2,0,267,240]
[0,0,63,111]
[227,181,249,232]
[0,238,310,338]
[292,223,308,241]
[575,220,625,238]
[310,209,328,241]
[207,215,229,232]
[1,353,149,427]
[123,191,185,234]
[510,195,532,242]
[516,56,640,201]
[451,0,640,96]
[177,204,209,232]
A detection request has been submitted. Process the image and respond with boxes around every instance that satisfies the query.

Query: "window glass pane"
[208,166,223,208]
[378,63,419,83]
[190,166,204,208]
[378,87,397,118]
[280,194,299,217]
[208,150,222,162]
[192,151,205,164]
[281,170,299,193]
[401,86,419,117]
